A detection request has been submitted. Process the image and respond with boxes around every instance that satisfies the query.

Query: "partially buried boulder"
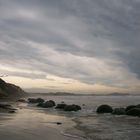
[64,104,81,111]
[28,98,45,103]
[96,104,113,114]
[126,108,140,116]
[37,100,55,108]
[112,108,125,115]
[55,104,67,109]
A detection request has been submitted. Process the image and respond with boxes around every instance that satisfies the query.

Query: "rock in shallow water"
[64,104,81,111]
[28,98,45,103]
[55,104,67,109]
[96,104,113,114]
[112,108,126,115]
[125,105,136,112]
[37,100,56,108]
[126,108,140,116]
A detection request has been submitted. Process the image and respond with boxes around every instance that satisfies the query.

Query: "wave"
[60,130,88,140]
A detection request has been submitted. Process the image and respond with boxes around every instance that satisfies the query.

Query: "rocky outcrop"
[0,78,25,98]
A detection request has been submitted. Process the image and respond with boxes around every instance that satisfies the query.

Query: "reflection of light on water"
[2,107,75,132]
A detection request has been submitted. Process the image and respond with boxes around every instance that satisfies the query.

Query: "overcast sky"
[0,0,140,93]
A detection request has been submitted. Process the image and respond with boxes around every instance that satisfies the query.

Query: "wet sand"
[0,102,84,140]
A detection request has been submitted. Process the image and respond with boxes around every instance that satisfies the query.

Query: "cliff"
[0,78,25,98]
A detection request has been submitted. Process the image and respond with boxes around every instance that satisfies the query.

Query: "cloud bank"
[0,0,140,92]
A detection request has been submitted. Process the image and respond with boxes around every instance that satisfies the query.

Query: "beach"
[0,95,140,140]
[0,101,84,140]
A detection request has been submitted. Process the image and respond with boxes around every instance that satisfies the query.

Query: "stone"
[96,104,113,114]
[64,104,81,111]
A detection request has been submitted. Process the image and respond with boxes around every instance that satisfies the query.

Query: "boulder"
[136,104,140,108]
[17,98,27,103]
[56,122,62,125]
[55,104,67,109]
[112,108,125,115]
[125,105,136,112]
[126,108,140,116]
[37,102,44,107]
[96,104,113,114]
[37,100,56,108]
[49,100,56,106]
[64,104,81,111]
[28,98,45,103]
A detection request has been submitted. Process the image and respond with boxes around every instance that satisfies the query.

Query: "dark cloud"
[0,0,140,88]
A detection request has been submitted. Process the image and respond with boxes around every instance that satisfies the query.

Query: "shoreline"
[1,95,140,140]
[0,101,84,140]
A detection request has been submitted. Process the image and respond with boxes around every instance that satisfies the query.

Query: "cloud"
[0,0,140,91]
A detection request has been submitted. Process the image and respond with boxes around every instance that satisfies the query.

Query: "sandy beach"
[0,101,84,140]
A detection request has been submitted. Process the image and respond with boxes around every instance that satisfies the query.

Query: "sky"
[0,0,140,94]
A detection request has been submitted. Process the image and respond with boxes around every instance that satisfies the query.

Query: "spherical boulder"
[125,105,136,112]
[37,100,56,108]
[126,108,140,116]
[55,104,67,109]
[36,98,45,103]
[49,100,56,106]
[112,108,125,115]
[96,104,113,114]
[64,104,81,111]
